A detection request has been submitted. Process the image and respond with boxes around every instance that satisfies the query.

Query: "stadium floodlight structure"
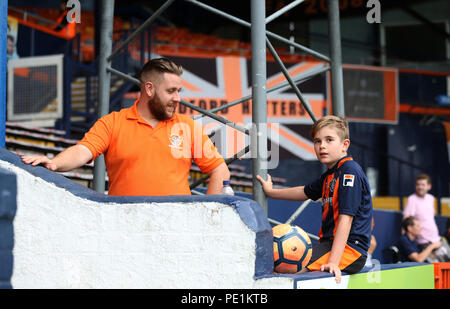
[96,0,346,220]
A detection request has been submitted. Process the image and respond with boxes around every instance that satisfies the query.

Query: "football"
[272,224,312,273]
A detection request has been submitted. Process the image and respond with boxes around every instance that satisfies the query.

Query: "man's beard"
[148,93,175,121]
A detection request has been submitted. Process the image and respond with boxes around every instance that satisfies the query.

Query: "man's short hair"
[310,115,349,141]
[415,173,431,184]
[138,58,183,85]
[401,216,417,232]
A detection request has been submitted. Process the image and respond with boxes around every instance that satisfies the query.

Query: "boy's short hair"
[415,173,431,184]
[401,216,417,232]
[310,115,349,141]
[138,58,183,85]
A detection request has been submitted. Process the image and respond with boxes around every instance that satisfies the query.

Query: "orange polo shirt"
[78,101,225,196]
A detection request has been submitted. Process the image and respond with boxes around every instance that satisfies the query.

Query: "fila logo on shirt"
[343,174,355,187]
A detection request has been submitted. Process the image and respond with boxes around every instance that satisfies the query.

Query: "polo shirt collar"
[327,155,353,173]
[126,99,177,124]
[125,99,140,121]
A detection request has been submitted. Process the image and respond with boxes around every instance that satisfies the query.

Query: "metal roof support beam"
[265,0,305,24]
[193,65,330,120]
[251,0,268,215]
[93,0,114,193]
[184,0,330,62]
[180,100,250,135]
[327,0,345,117]
[107,0,176,62]
[266,37,318,123]
[285,199,312,224]
[107,66,140,85]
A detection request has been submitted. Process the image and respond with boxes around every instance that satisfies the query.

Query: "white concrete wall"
[0,160,293,289]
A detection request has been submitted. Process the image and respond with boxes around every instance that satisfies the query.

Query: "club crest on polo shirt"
[343,174,355,187]
[168,133,183,150]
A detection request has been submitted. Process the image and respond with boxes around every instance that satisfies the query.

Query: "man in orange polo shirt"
[21,58,230,196]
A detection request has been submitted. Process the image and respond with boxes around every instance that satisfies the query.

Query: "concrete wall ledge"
[0,148,284,288]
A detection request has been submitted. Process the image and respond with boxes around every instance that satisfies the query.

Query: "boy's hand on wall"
[21,155,57,171]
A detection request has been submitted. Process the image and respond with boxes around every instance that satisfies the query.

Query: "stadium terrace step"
[6,137,66,155]
[6,121,66,137]
[5,128,78,148]
[70,75,124,116]
[58,171,108,189]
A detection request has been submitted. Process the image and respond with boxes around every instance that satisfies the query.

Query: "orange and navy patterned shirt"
[304,156,373,255]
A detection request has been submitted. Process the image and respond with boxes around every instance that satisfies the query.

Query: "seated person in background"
[7,35,19,61]
[403,174,441,251]
[403,174,450,261]
[397,216,441,263]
